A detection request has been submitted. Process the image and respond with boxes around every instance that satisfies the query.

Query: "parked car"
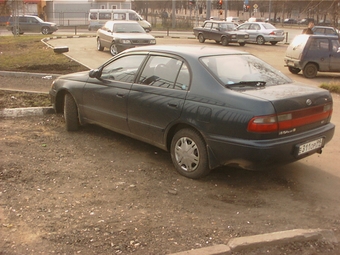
[298,18,314,25]
[236,22,285,45]
[283,18,297,24]
[285,34,340,78]
[96,20,156,55]
[49,45,335,179]
[312,26,339,38]
[193,20,249,46]
[6,15,58,35]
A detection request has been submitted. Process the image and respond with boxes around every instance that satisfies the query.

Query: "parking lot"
[1,32,340,254]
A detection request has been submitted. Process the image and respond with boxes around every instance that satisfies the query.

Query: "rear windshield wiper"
[226,81,266,88]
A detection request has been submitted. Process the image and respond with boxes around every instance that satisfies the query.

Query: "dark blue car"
[50,45,335,179]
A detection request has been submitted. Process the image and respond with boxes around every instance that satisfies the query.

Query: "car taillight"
[269,31,276,35]
[247,103,333,133]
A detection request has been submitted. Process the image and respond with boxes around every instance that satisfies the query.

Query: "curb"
[168,228,338,255]
[0,70,60,79]
[0,107,55,118]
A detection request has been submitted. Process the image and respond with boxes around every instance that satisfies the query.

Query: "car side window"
[212,23,219,30]
[238,24,248,30]
[308,38,329,52]
[101,55,146,83]
[249,24,257,30]
[325,28,337,36]
[203,22,212,29]
[331,39,340,53]
[138,56,189,90]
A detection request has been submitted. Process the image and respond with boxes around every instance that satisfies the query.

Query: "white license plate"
[297,138,323,156]
[238,39,245,42]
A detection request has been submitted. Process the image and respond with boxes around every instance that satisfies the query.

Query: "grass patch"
[320,82,340,94]
[0,90,51,109]
[0,35,88,74]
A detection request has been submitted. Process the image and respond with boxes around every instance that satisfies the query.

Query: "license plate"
[296,138,324,156]
[238,39,245,42]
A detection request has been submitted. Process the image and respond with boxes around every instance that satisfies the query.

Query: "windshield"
[113,23,145,33]
[200,54,292,86]
[220,23,235,31]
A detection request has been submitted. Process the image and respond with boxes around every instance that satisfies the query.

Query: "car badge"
[306,99,312,106]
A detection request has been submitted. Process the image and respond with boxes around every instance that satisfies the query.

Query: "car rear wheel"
[303,63,318,78]
[41,27,50,35]
[288,66,301,74]
[110,43,118,55]
[97,38,104,51]
[12,27,21,35]
[256,36,265,45]
[198,33,205,43]
[221,37,229,46]
[170,128,210,179]
[64,93,79,131]
[270,41,278,45]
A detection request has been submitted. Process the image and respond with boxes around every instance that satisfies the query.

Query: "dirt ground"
[1,75,339,254]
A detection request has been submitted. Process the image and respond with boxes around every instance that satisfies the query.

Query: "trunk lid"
[240,82,333,134]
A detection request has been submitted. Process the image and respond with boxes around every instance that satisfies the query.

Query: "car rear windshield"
[200,54,292,86]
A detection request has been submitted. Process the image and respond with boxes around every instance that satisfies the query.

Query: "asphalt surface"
[0,32,338,255]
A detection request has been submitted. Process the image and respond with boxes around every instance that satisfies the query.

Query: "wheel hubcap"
[174,137,199,172]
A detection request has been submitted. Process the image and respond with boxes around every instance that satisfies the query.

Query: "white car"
[96,20,156,55]
[236,22,285,45]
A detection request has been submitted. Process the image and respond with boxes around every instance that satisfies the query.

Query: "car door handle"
[116,93,125,98]
[168,103,178,108]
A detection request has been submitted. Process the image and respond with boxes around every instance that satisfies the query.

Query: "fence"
[46,10,207,29]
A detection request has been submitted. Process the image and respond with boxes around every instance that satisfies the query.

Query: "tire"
[110,43,118,55]
[256,36,265,45]
[170,128,210,179]
[12,27,20,35]
[239,42,246,46]
[270,41,278,45]
[198,33,205,43]
[288,66,301,74]
[41,27,50,35]
[221,37,229,46]
[64,93,79,131]
[97,38,104,51]
[303,63,318,78]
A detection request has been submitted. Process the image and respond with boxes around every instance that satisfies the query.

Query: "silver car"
[236,22,285,45]
[96,20,156,55]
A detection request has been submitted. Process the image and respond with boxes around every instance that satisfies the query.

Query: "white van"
[88,9,152,32]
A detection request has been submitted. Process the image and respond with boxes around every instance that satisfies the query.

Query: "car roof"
[105,20,139,25]
[204,20,234,24]
[313,25,336,30]
[10,15,37,18]
[295,34,338,39]
[123,45,249,58]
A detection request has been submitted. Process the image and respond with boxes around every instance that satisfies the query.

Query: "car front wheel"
[303,63,318,78]
[41,27,50,35]
[270,41,278,45]
[64,93,79,131]
[110,43,118,55]
[97,38,104,51]
[222,37,229,46]
[239,42,246,46]
[288,66,301,74]
[170,128,210,179]
[256,36,265,45]
[198,33,205,43]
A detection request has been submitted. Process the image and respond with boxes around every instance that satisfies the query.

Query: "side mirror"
[89,69,102,79]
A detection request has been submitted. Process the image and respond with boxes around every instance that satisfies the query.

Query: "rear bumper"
[206,123,335,170]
